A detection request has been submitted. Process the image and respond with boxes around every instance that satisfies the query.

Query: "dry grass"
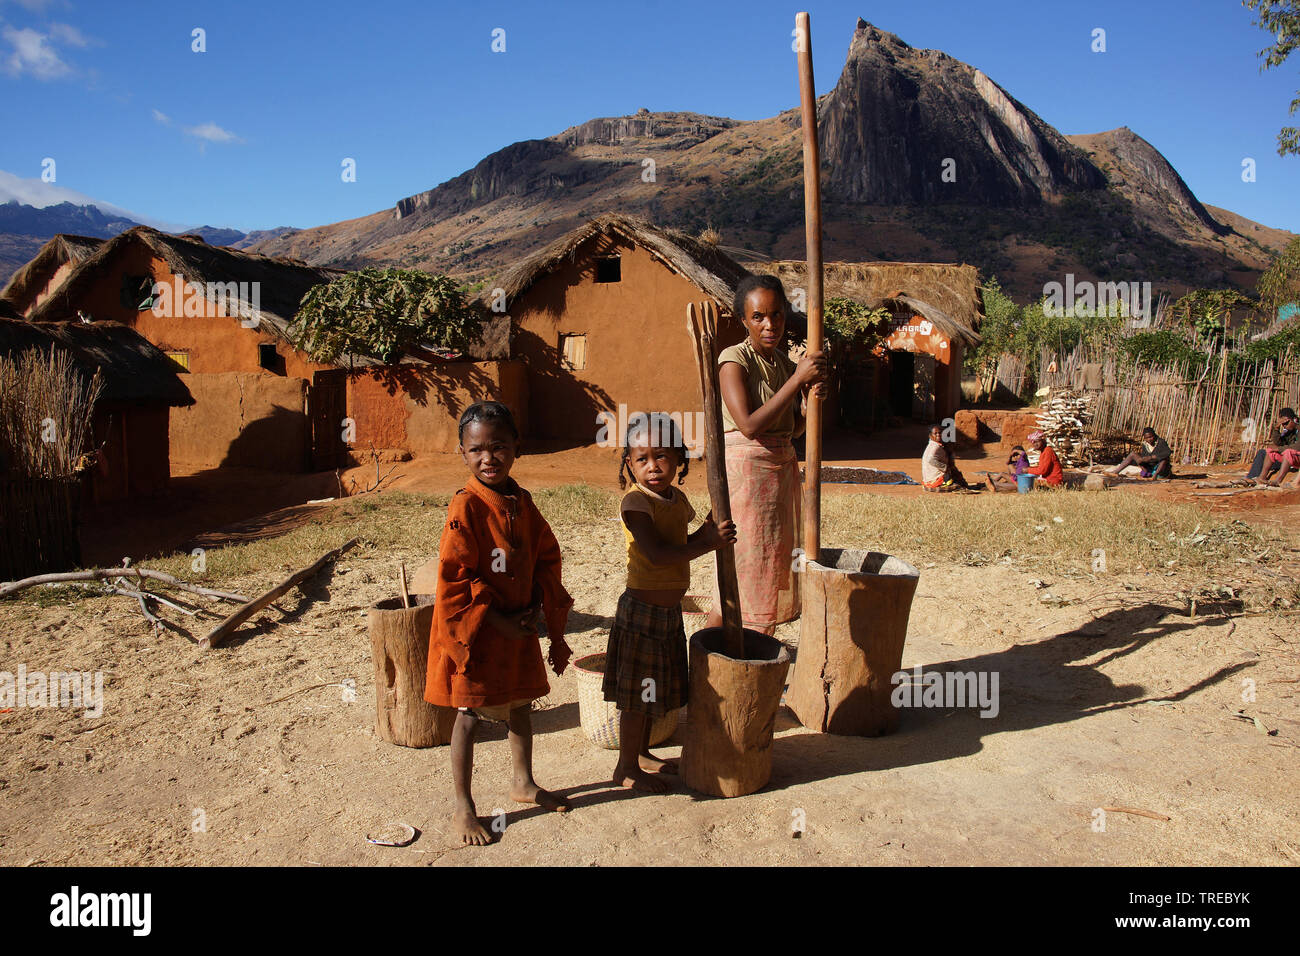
[0,345,102,476]
[5,484,1298,612]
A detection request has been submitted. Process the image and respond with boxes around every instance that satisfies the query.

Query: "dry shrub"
[0,345,103,477]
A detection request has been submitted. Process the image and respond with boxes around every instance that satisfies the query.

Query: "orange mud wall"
[87,404,171,503]
[508,235,744,443]
[345,360,527,455]
[879,320,965,423]
[171,373,309,472]
[63,242,332,473]
[69,244,330,379]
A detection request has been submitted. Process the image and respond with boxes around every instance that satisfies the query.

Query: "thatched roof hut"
[0,317,193,408]
[751,260,984,347]
[26,225,345,351]
[483,213,751,315]
[1,234,104,315]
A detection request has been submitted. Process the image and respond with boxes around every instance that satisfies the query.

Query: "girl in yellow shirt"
[604,412,735,792]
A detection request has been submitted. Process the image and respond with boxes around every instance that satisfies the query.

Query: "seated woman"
[986,445,1028,493]
[1024,431,1064,488]
[921,424,975,492]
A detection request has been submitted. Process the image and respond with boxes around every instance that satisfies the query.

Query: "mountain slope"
[236,18,1290,300]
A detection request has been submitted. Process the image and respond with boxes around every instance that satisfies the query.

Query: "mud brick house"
[21,227,523,471]
[1,234,103,316]
[754,261,983,426]
[484,215,749,444]
[0,315,193,503]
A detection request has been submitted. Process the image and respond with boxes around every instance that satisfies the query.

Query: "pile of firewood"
[1036,389,1094,467]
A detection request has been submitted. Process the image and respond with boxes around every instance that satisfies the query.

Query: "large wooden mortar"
[368,597,456,747]
[787,549,920,736]
[680,626,792,798]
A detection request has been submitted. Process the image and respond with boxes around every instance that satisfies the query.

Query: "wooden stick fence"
[1086,349,1299,465]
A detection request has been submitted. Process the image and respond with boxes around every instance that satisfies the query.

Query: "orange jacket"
[1027,445,1064,486]
[424,476,573,708]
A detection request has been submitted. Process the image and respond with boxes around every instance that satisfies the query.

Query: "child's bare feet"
[511,780,570,813]
[638,751,679,775]
[453,805,492,846]
[613,763,670,793]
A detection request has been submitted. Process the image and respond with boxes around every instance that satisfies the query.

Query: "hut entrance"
[913,352,935,421]
[888,350,913,417]
[309,369,349,471]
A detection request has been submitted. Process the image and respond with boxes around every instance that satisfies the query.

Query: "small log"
[680,627,791,797]
[369,597,456,747]
[787,549,920,736]
[201,538,360,649]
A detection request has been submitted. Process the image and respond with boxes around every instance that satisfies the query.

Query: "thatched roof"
[0,234,104,313]
[0,298,22,321]
[0,317,194,407]
[25,226,355,357]
[483,214,751,313]
[752,260,984,348]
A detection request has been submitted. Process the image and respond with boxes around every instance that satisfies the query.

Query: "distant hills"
[0,200,299,283]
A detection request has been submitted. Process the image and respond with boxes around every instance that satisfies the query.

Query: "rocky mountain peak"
[819,19,1105,205]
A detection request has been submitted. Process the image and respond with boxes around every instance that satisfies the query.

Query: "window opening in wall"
[595,256,621,283]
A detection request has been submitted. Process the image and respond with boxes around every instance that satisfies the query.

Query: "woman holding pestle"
[704,274,826,635]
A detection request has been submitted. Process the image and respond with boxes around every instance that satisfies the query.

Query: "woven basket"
[681,593,713,636]
[573,652,679,750]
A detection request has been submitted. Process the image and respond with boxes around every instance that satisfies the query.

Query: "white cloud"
[2,25,71,79]
[48,22,92,48]
[183,121,243,145]
[3,1,66,11]
[151,108,171,126]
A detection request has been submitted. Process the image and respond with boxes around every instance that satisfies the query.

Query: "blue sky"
[1,0,1297,234]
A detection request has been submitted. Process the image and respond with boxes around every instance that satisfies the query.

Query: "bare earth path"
[2,485,1297,865]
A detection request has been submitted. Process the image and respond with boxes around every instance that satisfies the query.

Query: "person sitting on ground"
[1246,408,1298,484]
[986,445,1028,493]
[921,424,974,492]
[1024,431,1064,488]
[1108,427,1173,478]
[1262,407,1300,487]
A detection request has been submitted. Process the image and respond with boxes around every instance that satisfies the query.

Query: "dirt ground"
[3,430,1299,866]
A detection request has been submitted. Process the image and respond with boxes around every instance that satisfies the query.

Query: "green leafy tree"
[1171,288,1257,348]
[822,296,891,428]
[1244,0,1300,156]
[291,268,481,364]
[1257,235,1300,320]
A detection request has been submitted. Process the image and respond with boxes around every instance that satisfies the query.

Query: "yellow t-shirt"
[621,483,696,590]
[718,340,798,438]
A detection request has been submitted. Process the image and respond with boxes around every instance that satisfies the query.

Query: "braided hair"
[617,412,691,490]
[457,401,519,442]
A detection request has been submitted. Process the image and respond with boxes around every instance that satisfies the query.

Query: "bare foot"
[639,752,679,775]
[510,780,570,813]
[613,764,669,793]
[453,806,491,846]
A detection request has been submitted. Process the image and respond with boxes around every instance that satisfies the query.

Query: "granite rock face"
[817,19,1107,205]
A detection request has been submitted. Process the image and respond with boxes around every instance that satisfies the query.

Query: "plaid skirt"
[601,591,688,717]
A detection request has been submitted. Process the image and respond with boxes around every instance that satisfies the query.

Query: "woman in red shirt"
[1025,431,1064,487]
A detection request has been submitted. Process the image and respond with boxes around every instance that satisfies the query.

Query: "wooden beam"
[201,538,360,649]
